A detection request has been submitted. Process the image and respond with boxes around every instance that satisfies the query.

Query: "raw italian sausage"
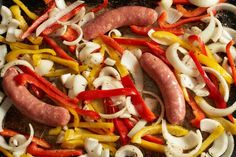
[140,53,186,124]
[82,6,158,40]
[2,68,70,127]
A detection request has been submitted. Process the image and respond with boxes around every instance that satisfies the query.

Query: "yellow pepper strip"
[152,31,233,84]
[13,0,38,20]
[20,154,33,157]
[193,125,224,157]
[33,54,79,72]
[90,99,105,114]
[77,122,114,129]
[27,36,43,45]
[10,5,28,31]
[106,46,129,77]
[48,127,62,136]
[44,69,76,77]
[61,139,84,149]
[139,139,165,153]
[0,146,13,157]
[6,49,56,62]
[213,117,236,135]
[197,53,233,84]
[87,64,103,89]
[79,65,89,72]
[132,125,188,144]
[102,143,117,156]
[68,108,80,128]
[9,42,39,50]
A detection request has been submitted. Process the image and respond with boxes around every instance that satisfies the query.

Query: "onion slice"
[211,18,223,42]
[221,132,234,157]
[208,3,236,15]
[115,145,143,157]
[63,24,83,46]
[99,66,121,80]
[99,106,127,119]
[35,59,54,76]
[79,12,95,27]
[55,0,67,10]
[1,6,12,25]
[1,60,34,77]
[58,7,86,25]
[199,12,215,43]
[108,29,122,37]
[165,8,183,24]
[0,97,11,132]
[121,50,143,92]
[128,119,147,138]
[189,0,219,7]
[0,44,7,69]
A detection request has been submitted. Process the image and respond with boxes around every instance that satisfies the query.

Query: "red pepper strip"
[188,35,207,56]
[27,142,83,157]
[189,51,227,109]
[0,129,50,148]
[121,75,156,122]
[105,99,130,145]
[226,40,236,85]
[176,5,207,18]
[159,13,210,29]
[90,0,109,13]
[60,26,78,54]
[19,66,79,105]
[43,36,75,61]
[130,25,184,36]
[173,0,190,4]
[14,73,100,120]
[21,2,56,39]
[186,92,205,128]
[42,4,85,36]
[29,84,45,99]
[44,0,54,5]
[100,34,124,55]
[77,88,136,100]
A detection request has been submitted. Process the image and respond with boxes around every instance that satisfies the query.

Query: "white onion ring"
[115,145,143,157]
[221,132,234,157]
[199,12,215,43]
[211,18,223,42]
[99,66,121,80]
[108,29,122,37]
[99,106,127,119]
[63,24,83,46]
[58,7,86,25]
[79,12,95,27]
[128,119,147,138]
[1,60,34,77]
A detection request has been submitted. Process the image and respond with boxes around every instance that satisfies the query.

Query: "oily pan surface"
[1,0,236,156]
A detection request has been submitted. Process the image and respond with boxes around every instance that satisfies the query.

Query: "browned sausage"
[82,6,158,40]
[2,68,70,127]
[140,53,186,124]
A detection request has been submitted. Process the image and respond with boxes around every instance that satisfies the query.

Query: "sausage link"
[140,53,186,124]
[82,6,158,40]
[2,68,70,127]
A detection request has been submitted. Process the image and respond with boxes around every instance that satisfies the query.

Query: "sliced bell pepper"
[193,125,224,157]
[68,108,80,128]
[6,48,56,62]
[48,127,62,136]
[21,2,56,39]
[43,36,75,61]
[29,84,45,99]
[60,26,78,53]
[10,5,28,31]
[139,140,165,153]
[213,118,236,135]
[13,0,38,20]
[173,0,190,4]
[27,36,43,45]
[77,122,114,129]
[77,88,137,100]
[100,35,124,55]
[176,5,207,17]
[226,40,236,85]
[86,64,103,89]
[61,139,84,149]
[9,42,39,50]
[32,54,79,72]
[189,51,227,109]
[90,0,109,13]
[188,35,207,56]
[27,142,83,157]
[121,75,156,122]
[0,147,12,157]
[0,129,50,148]
[44,68,75,77]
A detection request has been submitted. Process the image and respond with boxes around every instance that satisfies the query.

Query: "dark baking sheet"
[1,0,236,157]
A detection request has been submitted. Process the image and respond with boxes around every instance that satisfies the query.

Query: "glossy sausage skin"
[2,68,70,127]
[140,53,186,124]
[82,6,158,40]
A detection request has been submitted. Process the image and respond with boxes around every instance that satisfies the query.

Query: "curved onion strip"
[0,124,34,151]
[115,145,143,157]
[0,97,11,132]
[142,91,164,124]
[211,18,223,42]
[35,59,54,76]
[36,0,84,36]
[0,44,7,69]
[121,50,143,92]
[203,67,229,101]
[93,76,119,89]
[222,57,232,74]
[72,74,88,97]
[63,24,83,46]
[161,0,173,9]
[199,12,215,43]
[50,25,67,37]
[77,42,100,61]
[127,119,147,138]
[148,29,170,45]
[1,6,12,25]
[208,3,236,15]
[6,19,20,42]
[125,96,139,116]
[162,119,201,150]
[1,60,34,77]
[108,29,122,38]
[221,132,234,157]
[165,130,202,157]
[208,42,236,61]
[165,8,183,24]
[200,118,220,133]
[166,43,198,77]
[99,106,127,119]
[189,0,219,7]
[79,12,95,27]
[223,27,236,43]
[9,134,27,147]
[195,96,236,117]
[104,57,116,66]
[58,7,86,25]
[99,66,121,80]
[55,0,67,9]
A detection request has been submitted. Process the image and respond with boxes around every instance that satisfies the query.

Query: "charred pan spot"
[217,10,236,29]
